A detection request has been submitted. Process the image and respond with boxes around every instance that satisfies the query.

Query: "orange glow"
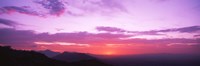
[31,43,197,55]
[103,51,115,55]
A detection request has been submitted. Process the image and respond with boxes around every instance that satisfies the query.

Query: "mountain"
[38,49,60,57]
[53,52,113,66]
[53,52,96,62]
[0,46,69,66]
[0,46,113,66]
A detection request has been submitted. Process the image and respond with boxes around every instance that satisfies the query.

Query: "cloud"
[133,31,165,35]
[194,34,200,37]
[0,28,199,48]
[120,38,200,45]
[96,26,200,36]
[0,6,41,16]
[0,28,37,48]
[0,18,21,28]
[0,28,131,46]
[63,0,126,16]
[157,26,200,33]
[167,43,198,46]
[93,33,132,39]
[0,8,6,14]
[137,26,200,34]
[35,0,65,16]
[36,32,132,44]
[0,0,126,17]
[96,26,126,32]
[96,26,164,35]
[0,0,64,17]
[176,26,200,33]
[95,0,127,11]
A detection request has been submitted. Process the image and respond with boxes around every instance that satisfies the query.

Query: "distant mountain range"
[38,49,60,57]
[2,45,199,66]
[0,46,112,66]
[51,51,112,66]
[52,52,96,62]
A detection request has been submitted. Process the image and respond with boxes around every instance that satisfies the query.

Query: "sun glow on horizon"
[103,51,116,55]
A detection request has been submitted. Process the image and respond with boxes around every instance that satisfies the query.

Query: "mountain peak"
[53,51,96,62]
[0,46,113,66]
[38,49,60,58]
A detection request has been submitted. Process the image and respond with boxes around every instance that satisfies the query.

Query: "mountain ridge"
[0,46,113,66]
[38,49,60,57]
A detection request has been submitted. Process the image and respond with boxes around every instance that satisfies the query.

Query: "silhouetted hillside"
[96,53,200,66]
[53,52,96,62]
[38,49,60,57]
[0,46,113,66]
[53,52,112,66]
[0,46,69,66]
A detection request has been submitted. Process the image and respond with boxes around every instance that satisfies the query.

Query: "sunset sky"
[0,0,200,55]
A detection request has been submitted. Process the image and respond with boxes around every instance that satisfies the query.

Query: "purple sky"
[0,0,200,55]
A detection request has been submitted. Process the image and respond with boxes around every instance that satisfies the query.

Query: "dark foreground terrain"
[94,53,200,66]
[0,46,112,66]
[1,46,200,66]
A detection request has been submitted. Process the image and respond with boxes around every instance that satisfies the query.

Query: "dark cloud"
[0,6,40,16]
[129,30,165,35]
[141,26,200,33]
[0,8,6,14]
[35,0,65,16]
[96,26,164,35]
[0,28,199,48]
[155,26,200,33]
[96,26,126,32]
[176,26,200,33]
[0,3,64,17]
[0,28,131,45]
[194,34,200,37]
[96,26,200,36]
[120,38,200,45]
[36,32,132,44]
[0,18,21,27]
[0,28,36,47]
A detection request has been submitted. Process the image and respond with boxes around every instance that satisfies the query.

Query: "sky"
[0,0,200,55]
